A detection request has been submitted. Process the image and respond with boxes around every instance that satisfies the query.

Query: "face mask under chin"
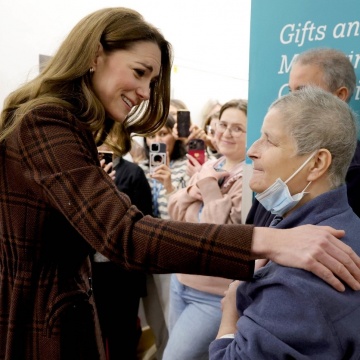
[255,151,316,216]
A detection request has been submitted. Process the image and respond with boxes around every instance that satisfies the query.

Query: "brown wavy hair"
[0,7,173,155]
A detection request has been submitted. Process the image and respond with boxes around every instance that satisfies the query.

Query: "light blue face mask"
[255,151,316,216]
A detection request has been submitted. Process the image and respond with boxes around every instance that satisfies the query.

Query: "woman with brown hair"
[0,7,359,360]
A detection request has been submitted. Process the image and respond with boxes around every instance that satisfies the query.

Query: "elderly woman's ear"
[307,149,332,182]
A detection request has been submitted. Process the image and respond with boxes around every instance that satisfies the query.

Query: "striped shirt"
[139,157,189,219]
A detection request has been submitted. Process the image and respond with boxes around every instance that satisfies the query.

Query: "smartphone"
[187,139,206,165]
[177,110,191,138]
[98,151,113,164]
[149,142,167,173]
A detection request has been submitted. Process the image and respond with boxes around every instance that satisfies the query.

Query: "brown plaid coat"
[0,105,254,359]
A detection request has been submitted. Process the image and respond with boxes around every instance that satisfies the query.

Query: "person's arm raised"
[251,225,360,292]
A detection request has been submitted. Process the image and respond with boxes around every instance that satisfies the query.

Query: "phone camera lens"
[154,154,162,162]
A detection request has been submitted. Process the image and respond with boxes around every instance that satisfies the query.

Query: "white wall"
[0,0,251,124]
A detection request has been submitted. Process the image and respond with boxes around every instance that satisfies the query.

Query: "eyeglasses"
[216,121,246,137]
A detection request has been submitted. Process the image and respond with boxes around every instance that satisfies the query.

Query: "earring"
[89,67,94,73]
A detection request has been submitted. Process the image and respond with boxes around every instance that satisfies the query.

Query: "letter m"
[278,54,298,74]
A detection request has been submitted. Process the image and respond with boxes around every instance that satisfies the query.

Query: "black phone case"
[98,151,113,164]
[177,110,191,137]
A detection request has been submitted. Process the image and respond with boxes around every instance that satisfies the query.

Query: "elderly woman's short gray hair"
[269,86,358,188]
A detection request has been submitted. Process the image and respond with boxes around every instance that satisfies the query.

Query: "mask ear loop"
[301,180,312,193]
[284,150,317,185]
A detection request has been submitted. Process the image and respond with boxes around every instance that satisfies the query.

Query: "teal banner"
[247,0,360,162]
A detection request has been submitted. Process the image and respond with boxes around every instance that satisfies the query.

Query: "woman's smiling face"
[91,41,161,123]
[215,107,247,163]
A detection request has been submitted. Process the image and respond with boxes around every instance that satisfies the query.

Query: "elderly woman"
[210,86,360,359]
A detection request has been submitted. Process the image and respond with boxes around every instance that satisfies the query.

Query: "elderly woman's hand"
[216,280,241,339]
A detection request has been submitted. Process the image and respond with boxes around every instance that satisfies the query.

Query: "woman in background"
[140,113,189,219]
[164,99,248,360]
[139,113,189,359]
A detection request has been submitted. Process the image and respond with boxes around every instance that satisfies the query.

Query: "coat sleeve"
[18,105,254,280]
[114,160,153,216]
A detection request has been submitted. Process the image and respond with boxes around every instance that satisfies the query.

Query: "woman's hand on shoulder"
[252,225,360,292]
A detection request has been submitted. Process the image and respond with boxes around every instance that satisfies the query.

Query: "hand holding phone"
[98,151,115,180]
[98,151,113,164]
